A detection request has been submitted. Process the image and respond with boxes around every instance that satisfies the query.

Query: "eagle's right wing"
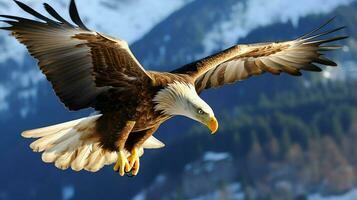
[1,0,152,111]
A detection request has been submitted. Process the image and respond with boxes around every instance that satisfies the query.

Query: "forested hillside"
[137,80,357,199]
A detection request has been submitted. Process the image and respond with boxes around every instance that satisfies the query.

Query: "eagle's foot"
[113,150,131,176]
[127,147,140,176]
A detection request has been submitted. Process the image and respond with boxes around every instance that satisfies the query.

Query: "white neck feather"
[153,81,204,117]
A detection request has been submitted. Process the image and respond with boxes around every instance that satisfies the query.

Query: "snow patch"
[202,0,354,55]
[0,84,10,111]
[154,174,167,185]
[203,151,231,162]
[11,70,44,88]
[309,188,357,200]
[132,190,147,200]
[131,174,167,200]
[62,185,75,200]
[184,152,232,174]
[189,182,244,200]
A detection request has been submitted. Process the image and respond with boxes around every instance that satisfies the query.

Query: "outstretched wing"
[172,18,347,92]
[0,0,152,110]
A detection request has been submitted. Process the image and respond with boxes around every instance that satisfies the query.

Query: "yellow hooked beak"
[207,116,219,134]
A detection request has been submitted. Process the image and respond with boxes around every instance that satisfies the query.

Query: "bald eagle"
[1,0,347,176]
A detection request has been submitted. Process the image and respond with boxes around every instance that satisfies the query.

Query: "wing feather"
[173,19,347,92]
[43,3,74,27]
[69,0,89,31]
[0,0,151,110]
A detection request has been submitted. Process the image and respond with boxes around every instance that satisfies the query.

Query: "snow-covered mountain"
[0,1,356,199]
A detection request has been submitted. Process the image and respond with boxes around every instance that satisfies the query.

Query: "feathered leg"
[113,121,136,176]
[126,125,160,176]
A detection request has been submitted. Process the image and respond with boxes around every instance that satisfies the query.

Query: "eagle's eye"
[197,109,205,115]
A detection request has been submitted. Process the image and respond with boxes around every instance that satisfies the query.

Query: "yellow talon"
[113,150,130,176]
[127,147,140,176]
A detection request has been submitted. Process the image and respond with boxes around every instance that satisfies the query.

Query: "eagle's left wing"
[172,19,347,93]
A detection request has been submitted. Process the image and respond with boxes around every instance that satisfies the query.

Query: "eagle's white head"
[153,81,218,134]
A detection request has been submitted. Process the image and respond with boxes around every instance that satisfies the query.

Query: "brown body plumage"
[94,72,192,151]
[1,0,347,175]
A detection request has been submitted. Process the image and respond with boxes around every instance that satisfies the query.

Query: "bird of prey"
[1,0,347,176]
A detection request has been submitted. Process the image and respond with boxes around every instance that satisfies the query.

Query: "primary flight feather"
[1,0,347,176]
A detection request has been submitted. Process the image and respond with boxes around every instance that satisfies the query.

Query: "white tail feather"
[55,150,76,170]
[104,151,118,165]
[30,129,69,152]
[22,117,86,138]
[142,136,165,149]
[71,144,93,171]
[22,114,165,172]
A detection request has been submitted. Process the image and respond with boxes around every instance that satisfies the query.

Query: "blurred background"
[0,0,356,199]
